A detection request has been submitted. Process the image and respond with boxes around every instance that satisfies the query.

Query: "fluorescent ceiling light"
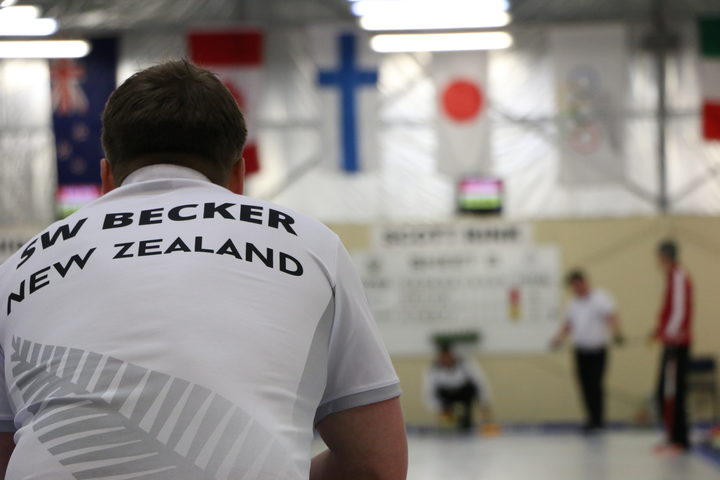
[0,0,18,7]
[352,0,510,18]
[370,32,513,53]
[0,6,57,36]
[360,11,510,31]
[0,18,57,36]
[0,40,91,58]
[0,5,40,20]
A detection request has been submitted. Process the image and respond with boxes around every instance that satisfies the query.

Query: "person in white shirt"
[551,269,623,433]
[423,343,492,432]
[0,60,407,480]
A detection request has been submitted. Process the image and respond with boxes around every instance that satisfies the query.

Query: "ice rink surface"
[405,430,720,480]
[315,429,720,479]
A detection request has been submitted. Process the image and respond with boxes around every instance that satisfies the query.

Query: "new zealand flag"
[50,37,117,218]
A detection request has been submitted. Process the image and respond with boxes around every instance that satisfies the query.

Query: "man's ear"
[100,158,116,194]
[228,158,245,195]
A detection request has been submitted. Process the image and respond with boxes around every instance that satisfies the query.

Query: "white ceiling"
[17,0,720,33]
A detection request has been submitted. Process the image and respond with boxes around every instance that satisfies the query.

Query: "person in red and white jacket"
[651,239,693,454]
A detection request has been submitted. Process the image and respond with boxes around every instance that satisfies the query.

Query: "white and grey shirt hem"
[314,382,402,426]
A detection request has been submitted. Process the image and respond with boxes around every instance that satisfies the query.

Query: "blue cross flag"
[317,33,378,173]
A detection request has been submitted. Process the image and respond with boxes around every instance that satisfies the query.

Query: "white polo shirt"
[0,165,400,480]
[566,289,616,350]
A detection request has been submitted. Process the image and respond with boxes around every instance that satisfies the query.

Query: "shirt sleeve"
[314,241,401,425]
[664,269,689,340]
[564,302,575,332]
[0,351,15,432]
[598,290,616,316]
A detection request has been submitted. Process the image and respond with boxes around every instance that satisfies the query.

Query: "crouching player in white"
[423,343,493,432]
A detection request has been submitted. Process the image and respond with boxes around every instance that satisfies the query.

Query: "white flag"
[433,51,490,178]
[550,24,628,184]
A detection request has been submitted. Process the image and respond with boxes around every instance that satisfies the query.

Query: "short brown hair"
[101,60,247,185]
[658,239,678,261]
[565,268,585,285]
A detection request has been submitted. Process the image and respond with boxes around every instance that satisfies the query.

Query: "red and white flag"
[432,51,490,177]
[699,18,720,141]
[188,30,264,176]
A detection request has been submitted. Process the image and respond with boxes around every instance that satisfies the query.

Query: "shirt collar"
[121,164,212,186]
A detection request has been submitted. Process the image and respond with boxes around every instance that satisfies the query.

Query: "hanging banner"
[313,27,380,173]
[432,51,490,177]
[51,37,117,218]
[372,221,532,249]
[189,30,264,176]
[551,24,628,184]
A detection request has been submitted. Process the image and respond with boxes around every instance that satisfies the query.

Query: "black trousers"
[656,345,690,448]
[575,348,607,429]
[436,382,478,430]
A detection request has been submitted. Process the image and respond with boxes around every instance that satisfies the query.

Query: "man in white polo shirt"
[552,269,623,433]
[0,60,407,479]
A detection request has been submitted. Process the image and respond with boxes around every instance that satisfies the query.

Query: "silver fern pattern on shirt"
[10,337,288,479]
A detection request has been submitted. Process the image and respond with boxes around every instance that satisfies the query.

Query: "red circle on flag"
[442,80,484,122]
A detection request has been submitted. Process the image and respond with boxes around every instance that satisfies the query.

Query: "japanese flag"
[189,30,264,176]
[433,51,490,177]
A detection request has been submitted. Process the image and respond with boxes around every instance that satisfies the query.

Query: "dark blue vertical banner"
[50,37,117,218]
